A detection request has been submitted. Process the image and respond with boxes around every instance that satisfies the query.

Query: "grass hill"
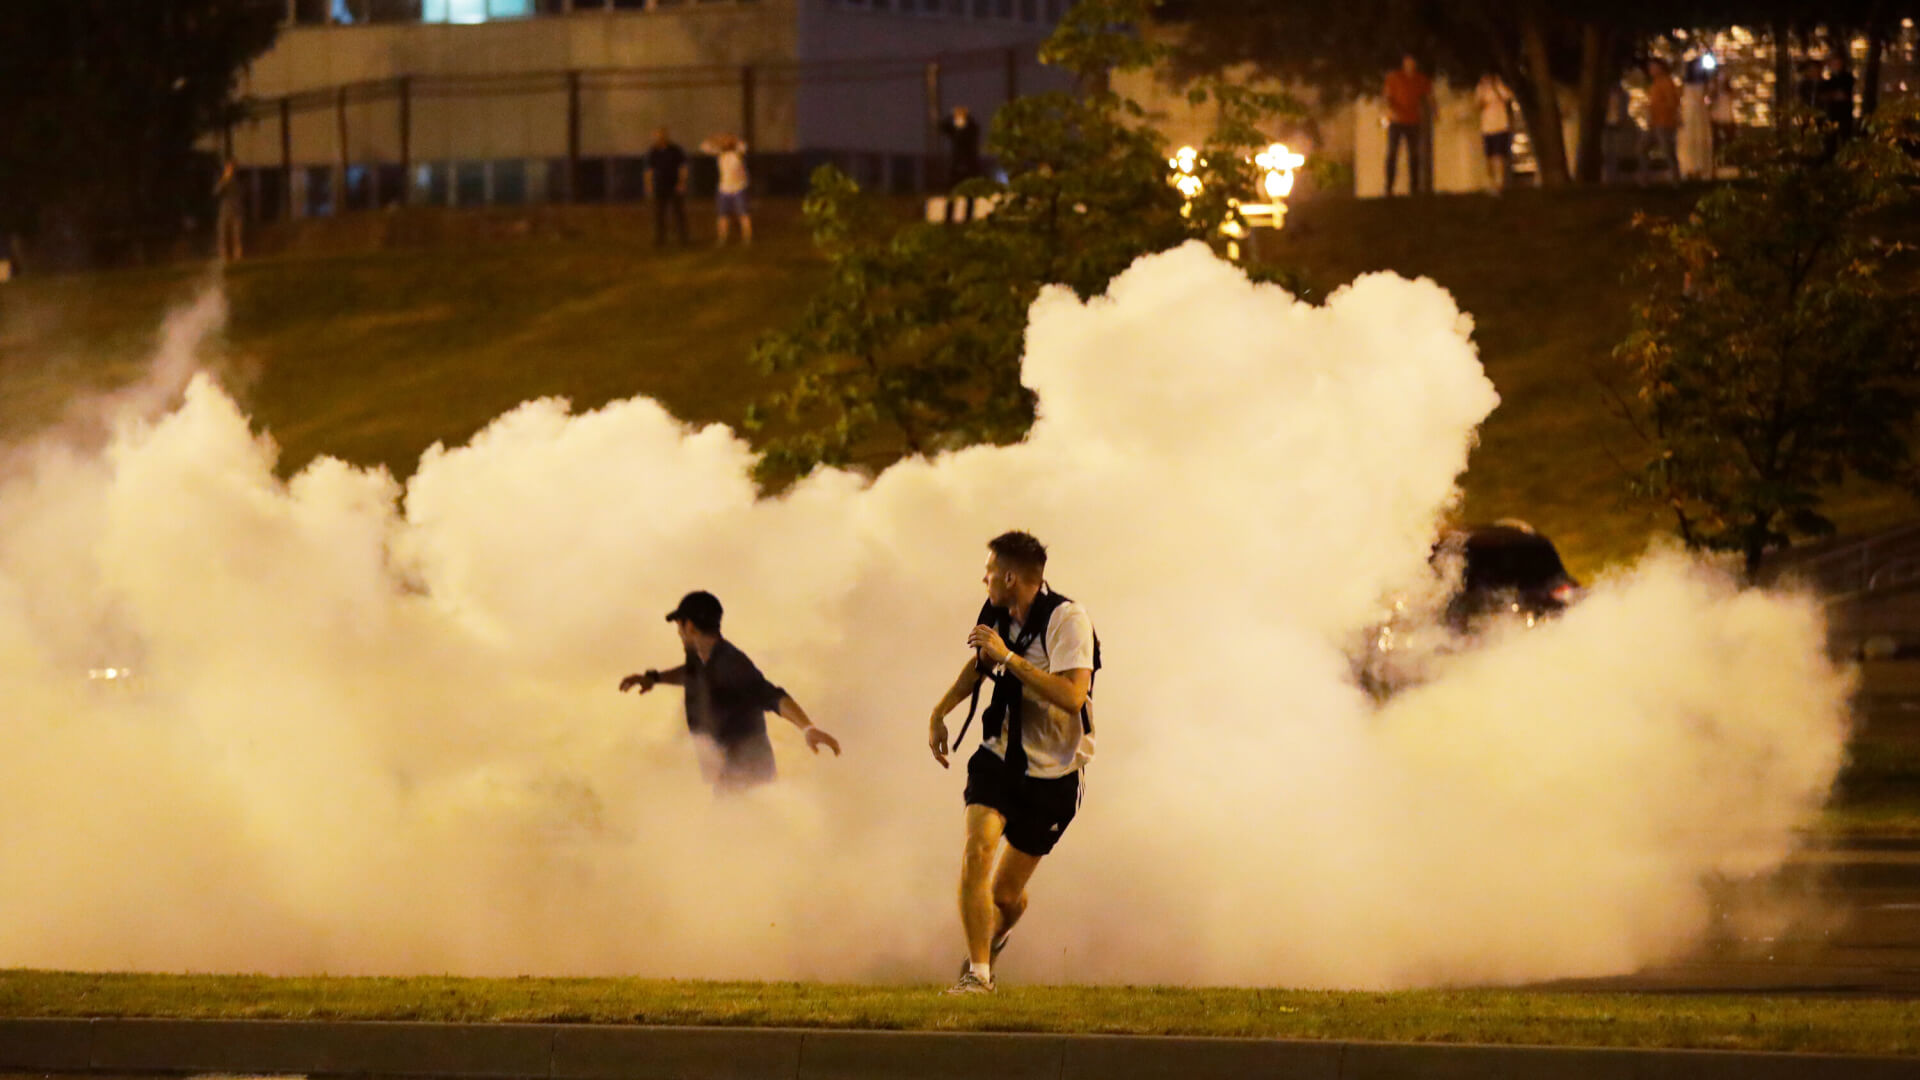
[4,191,1916,580]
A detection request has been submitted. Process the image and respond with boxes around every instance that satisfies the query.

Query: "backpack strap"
[951,599,1002,749]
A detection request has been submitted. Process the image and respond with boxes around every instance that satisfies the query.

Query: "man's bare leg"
[990,844,1042,948]
[960,804,1006,966]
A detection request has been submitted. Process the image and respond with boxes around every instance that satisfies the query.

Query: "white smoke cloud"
[0,242,1850,987]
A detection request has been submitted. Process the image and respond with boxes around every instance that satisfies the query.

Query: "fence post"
[336,86,350,212]
[740,65,757,149]
[280,96,294,220]
[566,69,582,203]
[924,59,942,193]
[397,76,412,206]
[1003,46,1019,104]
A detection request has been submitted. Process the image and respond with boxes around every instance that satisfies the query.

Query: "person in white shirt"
[700,133,752,245]
[928,531,1097,995]
[1475,73,1515,193]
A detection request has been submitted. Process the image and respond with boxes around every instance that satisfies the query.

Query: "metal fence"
[224,45,1048,221]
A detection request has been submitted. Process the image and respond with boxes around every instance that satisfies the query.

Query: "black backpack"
[954,586,1100,753]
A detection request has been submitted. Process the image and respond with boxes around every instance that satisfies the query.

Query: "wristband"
[644,669,661,681]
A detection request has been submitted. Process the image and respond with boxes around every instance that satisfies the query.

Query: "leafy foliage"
[0,0,281,266]
[1612,105,1920,575]
[746,0,1300,483]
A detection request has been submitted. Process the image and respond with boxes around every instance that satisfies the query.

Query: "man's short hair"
[988,531,1048,582]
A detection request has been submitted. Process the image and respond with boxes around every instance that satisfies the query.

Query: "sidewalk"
[2,1017,1916,1080]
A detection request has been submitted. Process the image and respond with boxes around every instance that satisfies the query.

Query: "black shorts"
[1483,132,1514,158]
[963,746,1083,856]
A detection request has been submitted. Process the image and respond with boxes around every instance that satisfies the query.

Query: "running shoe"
[944,970,995,995]
[954,931,1012,983]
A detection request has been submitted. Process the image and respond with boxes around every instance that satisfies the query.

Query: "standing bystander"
[1474,73,1515,193]
[1642,59,1681,185]
[1383,55,1432,196]
[643,128,690,247]
[700,133,753,246]
[214,157,245,264]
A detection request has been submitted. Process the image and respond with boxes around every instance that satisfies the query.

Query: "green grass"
[1270,185,1920,581]
[0,971,1916,1055]
[0,204,825,484]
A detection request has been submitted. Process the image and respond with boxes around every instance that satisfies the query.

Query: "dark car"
[1438,521,1582,629]
[1359,520,1582,698]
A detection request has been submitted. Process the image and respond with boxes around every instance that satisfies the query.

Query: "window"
[492,160,528,205]
[373,164,404,206]
[367,0,423,19]
[303,166,335,217]
[343,165,375,211]
[995,0,1013,17]
[970,0,988,15]
[1042,0,1060,19]
[422,0,531,22]
[414,162,450,206]
[454,161,487,205]
[1019,0,1035,19]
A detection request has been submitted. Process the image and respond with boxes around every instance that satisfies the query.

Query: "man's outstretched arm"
[777,695,841,756]
[619,665,686,693]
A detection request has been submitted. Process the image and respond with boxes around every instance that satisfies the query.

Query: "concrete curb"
[0,1018,1916,1080]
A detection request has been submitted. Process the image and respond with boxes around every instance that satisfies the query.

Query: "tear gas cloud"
[0,243,1850,986]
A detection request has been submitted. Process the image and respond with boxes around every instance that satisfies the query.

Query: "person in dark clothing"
[1816,53,1857,142]
[620,590,840,793]
[643,127,690,247]
[938,105,984,189]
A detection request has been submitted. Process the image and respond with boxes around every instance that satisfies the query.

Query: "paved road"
[1539,838,1920,996]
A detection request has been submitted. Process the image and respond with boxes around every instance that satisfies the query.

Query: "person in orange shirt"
[1383,54,1433,195]
[1642,58,1681,185]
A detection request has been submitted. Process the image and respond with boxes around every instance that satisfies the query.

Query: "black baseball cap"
[664,590,723,633]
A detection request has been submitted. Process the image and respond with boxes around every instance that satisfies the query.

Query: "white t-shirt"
[1476,79,1513,135]
[981,597,1096,779]
[701,140,751,194]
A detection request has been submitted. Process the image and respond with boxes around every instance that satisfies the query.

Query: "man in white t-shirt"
[700,133,752,246]
[1474,73,1515,193]
[927,530,1097,994]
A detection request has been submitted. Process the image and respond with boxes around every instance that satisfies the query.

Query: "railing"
[225,46,1042,218]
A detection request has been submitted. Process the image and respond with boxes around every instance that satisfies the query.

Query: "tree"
[745,0,1299,483]
[0,0,281,267]
[1610,105,1920,576]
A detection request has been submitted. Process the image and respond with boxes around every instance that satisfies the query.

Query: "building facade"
[229,0,1071,217]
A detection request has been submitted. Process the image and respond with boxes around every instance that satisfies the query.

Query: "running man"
[621,590,840,793]
[927,532,1097,994]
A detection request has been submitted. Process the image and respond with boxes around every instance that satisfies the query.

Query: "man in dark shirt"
[1816,54,1857,142]
[620,590,840,792]
[938,105,983,190]
[643,127,690,247]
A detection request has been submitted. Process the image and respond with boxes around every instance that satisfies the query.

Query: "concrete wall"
[230,4,800,169]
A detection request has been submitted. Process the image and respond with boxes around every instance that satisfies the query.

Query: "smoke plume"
[0,243,1850,986]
